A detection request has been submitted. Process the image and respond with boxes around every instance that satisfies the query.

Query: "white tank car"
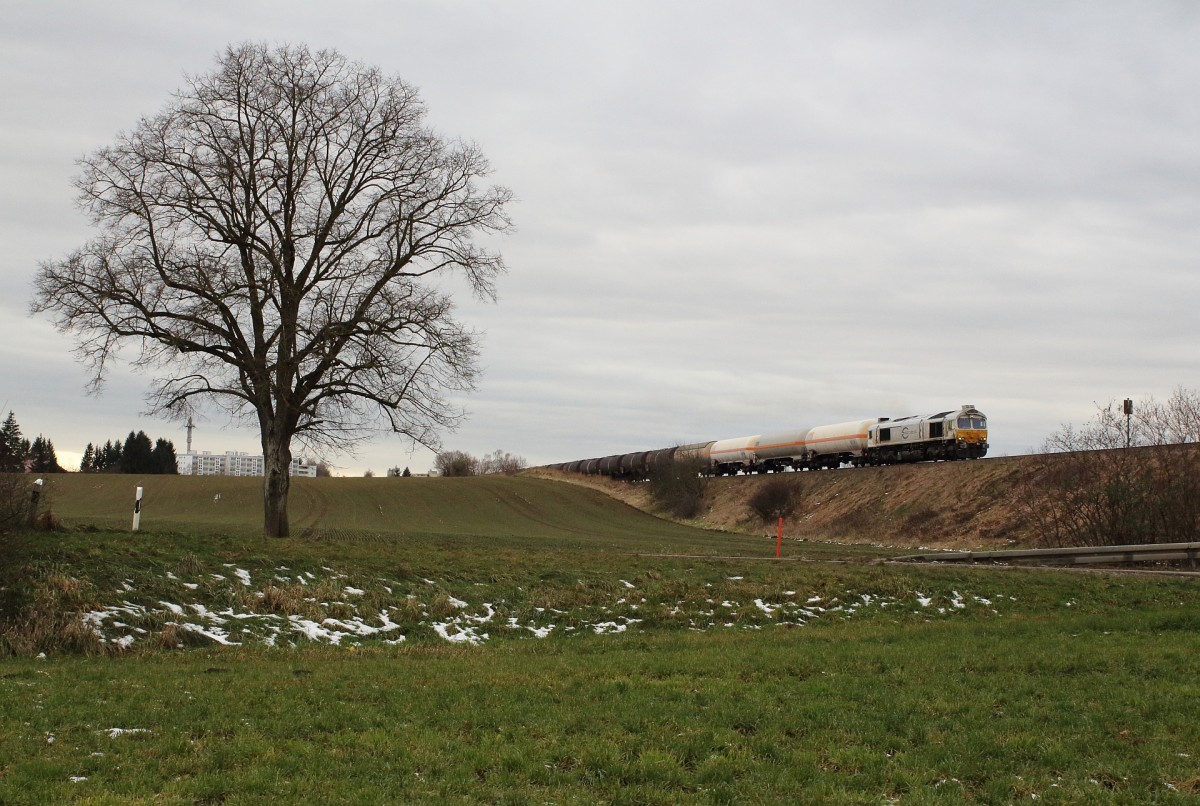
[750,428,813,470]
[803,419,879,468]
[708,435,759,471]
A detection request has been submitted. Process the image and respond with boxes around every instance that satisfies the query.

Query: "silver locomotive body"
[864,404,988,463]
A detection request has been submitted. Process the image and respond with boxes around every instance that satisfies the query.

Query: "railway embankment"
[529,455,1035,550]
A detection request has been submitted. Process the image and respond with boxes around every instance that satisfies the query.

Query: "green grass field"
[38,473,799,549]
[3,473,1200,803]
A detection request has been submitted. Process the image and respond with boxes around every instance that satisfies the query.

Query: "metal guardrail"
[889,541,1200,568]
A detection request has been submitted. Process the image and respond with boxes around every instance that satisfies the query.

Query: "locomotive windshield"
[957,416,987,430]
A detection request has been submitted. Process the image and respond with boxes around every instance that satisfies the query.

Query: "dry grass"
[257,584,312,617]
[531,458,1035,549]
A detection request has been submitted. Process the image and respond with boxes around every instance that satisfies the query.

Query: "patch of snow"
[188,604,227,623]
[592,621,628,635]
[289,616,348,644]
[177,623,240,646]
[234,569,252,586]
[432,622,488,645]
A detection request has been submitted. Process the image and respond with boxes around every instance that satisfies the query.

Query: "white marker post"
[132,486,144,531]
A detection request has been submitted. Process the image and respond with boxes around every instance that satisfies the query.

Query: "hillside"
[529,455,1034,550]
[28,456,1033,550]
[28,473,801,555]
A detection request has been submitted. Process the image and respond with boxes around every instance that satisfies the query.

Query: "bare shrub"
[1023,388,1200,547]
[0,474,33,532]
[647,452,709,519]
[747,477,800,526]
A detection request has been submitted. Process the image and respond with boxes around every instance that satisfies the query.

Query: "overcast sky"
[2,1,1198,476]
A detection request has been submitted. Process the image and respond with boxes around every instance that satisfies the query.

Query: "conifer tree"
[121,431,155,474]
[100,440,122,472]
[29,436,64,473]
[151,438,179,474]
[0,411,25,473]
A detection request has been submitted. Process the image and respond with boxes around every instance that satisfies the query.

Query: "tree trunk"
[262,428,292,538]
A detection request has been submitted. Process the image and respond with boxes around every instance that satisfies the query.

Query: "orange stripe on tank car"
[807,432,868,445]
[749,439,807,452]
[711,431,866,456]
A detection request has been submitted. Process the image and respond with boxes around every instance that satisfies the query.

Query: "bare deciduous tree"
[1022,388,1200,547]
[435,450,478,477]
[31,43,512,536]
[478,449,527,476]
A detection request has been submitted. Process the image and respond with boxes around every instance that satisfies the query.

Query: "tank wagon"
[545,405,988,480]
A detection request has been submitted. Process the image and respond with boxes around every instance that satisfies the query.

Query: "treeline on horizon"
[0,411,63,474]
[0,411,179,475]
[81,431,179,475]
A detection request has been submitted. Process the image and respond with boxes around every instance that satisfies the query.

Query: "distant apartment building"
[176,451,317,478]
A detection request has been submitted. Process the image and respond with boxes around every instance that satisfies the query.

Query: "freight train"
[546,404,988,480]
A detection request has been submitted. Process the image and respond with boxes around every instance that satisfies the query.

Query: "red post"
[776,515,783,558]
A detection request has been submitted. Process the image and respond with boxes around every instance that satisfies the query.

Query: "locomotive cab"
[948,405,989,458]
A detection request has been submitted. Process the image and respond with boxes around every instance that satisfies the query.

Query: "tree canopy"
[32,43,512,535]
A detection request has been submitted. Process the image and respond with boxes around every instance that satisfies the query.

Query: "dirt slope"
[528,456,1034,550]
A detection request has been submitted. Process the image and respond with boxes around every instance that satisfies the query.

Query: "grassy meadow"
[2,473,1200,803]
